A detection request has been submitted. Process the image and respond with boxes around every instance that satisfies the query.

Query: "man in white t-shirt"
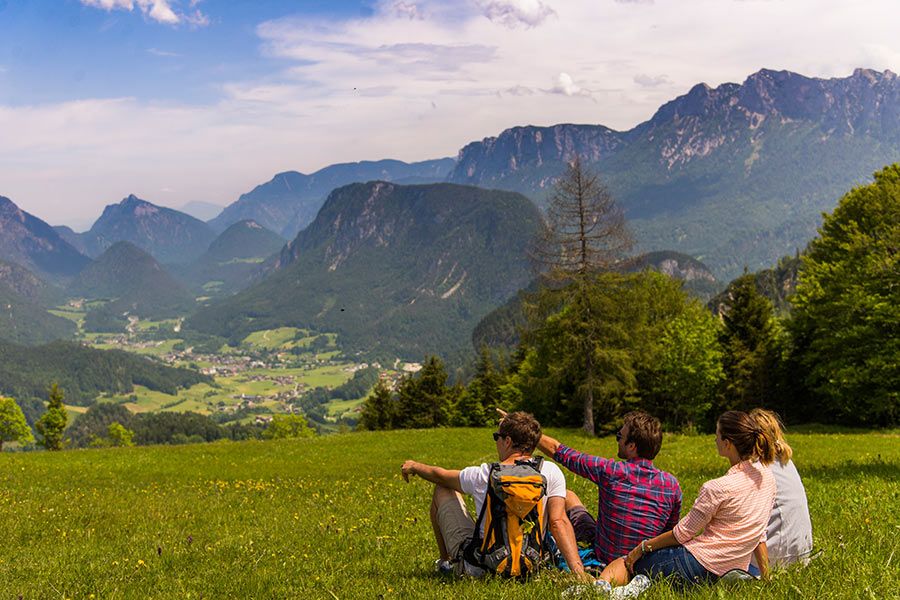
[401,411,587,579]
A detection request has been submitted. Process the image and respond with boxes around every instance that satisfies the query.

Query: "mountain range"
[73,194,217,264]
[208,158,457,238]
[448,68,900,278]
[188,182,543,359]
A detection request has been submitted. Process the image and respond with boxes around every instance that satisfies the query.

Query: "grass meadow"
[1,428,897,599]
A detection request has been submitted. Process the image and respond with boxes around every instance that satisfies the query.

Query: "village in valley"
[49,301,420,431]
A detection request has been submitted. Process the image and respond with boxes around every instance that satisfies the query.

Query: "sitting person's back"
[751,409,813,569]
[674,457,776,575]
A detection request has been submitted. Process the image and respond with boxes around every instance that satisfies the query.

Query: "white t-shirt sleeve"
[459,464,491,497]
[541,461,567,498]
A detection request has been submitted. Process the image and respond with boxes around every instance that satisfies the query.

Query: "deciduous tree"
[263,414,315,439]
[790,164,900,425]
[0,396,34,451]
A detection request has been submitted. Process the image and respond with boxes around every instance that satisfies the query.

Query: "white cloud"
[80,0,207,27]
[479,0,557,28]
[634,73,670,87]
[6,0,900,224]
[549,72,592,97]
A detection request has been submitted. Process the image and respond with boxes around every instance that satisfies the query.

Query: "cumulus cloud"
[80,0,207,26]
[548,72,593,98]
[633,73,670,87]
[479,0,556,28]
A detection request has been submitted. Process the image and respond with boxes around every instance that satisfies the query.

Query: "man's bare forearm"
[537,433,561,458]
[401,460,462,492]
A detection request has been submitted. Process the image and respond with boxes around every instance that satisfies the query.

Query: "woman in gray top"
[750,408,814,569]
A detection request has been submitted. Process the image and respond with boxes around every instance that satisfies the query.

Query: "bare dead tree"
[528,158,634,434]
[530,158,634,278]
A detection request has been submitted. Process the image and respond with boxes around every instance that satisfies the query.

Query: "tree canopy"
[790,164,900,425]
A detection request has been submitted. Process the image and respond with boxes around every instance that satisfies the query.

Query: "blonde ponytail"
[750,408,793,463]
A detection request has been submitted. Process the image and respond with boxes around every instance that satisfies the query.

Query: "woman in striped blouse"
[600,410,777,591]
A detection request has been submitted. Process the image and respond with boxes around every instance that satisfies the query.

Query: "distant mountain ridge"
[79,194,217,264]
[448,68,900,278]
[173,220,286,296]
[189,182,543,359]
[0,195,90,279]
[209,158,456,238]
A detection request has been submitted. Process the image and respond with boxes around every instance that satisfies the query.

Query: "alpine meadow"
[1,2,899,599]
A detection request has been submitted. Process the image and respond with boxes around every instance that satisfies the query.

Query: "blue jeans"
[634,546,717,586]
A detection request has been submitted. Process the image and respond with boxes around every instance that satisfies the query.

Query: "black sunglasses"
[493,432,504,441]
[616,430,626,442]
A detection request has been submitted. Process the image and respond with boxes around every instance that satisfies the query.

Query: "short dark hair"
[622,411,663,460]
[497,411,542,454]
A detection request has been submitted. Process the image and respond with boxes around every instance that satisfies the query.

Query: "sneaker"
[611,574,651,599]
[433,558,454,576]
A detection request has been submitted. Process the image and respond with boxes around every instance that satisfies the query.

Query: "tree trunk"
[583,351,595,435]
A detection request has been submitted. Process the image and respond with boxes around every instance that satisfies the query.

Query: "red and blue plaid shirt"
[554,444,682,564]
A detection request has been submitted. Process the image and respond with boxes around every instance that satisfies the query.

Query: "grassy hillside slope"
[0,428,897,598]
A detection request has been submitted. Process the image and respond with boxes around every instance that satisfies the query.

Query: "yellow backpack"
[464,457,547,578]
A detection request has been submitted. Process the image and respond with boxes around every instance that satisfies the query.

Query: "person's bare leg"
[429,485,460,560]
[600,557,630,586]
[565,489,585,512]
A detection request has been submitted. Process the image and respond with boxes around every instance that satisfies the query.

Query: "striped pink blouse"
[673,460,776,576]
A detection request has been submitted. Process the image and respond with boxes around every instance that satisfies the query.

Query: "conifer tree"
[358,379,396,430]
[397,356,453,428]
[35,383,68,451]
[528,159,633,434]
[718,274,780,411]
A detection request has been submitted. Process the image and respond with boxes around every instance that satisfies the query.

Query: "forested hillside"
[0,340,209,408]
[189,182,543,359]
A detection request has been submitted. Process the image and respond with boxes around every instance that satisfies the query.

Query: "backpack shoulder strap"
[464,463,499,564]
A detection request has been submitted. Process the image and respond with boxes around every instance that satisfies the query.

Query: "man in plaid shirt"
[538,411,682,566]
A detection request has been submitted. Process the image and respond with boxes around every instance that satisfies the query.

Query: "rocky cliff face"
[80,194,217,264]
[0,196,90,279]
[210,157,457,239]
[447,68,900,278]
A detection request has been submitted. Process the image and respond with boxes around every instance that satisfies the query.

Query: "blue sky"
[2,0,899,228]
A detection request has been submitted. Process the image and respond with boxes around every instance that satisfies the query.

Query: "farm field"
[1,428,897,598]
[102,360,361,416]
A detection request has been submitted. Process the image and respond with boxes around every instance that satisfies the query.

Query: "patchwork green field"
[99,362,360,416]
[1,428,897,598]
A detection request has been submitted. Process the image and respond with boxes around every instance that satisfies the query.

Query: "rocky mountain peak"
[0,195,27,220]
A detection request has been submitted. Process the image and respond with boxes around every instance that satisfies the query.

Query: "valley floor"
[1,428,897,598]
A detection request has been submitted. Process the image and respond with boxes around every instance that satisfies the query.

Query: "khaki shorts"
[435,492,484,576]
